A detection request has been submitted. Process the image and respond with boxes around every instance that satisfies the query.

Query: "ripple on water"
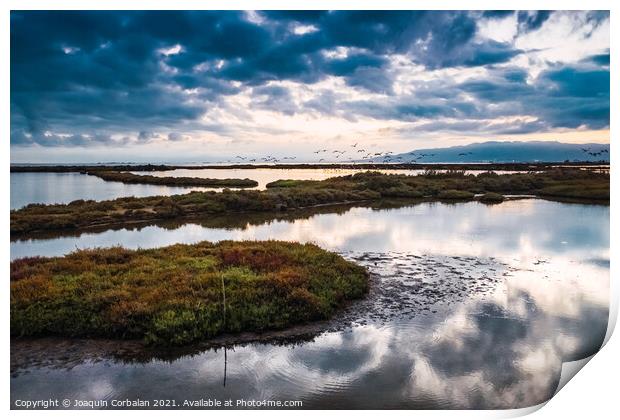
[10,248,608,409]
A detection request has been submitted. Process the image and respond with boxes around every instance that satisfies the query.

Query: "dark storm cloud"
[10,10,609,147]
[345,66,395,94]
[331,62,609,133]
[482,11,515,19]
[409,39,523,70]
[167,132,184,141]
[251,85,299,115]
[517,11,552,32]
[545,67,609,98]
[584,11,610,31]
[459,65,610,129]
[261,10,328,22]
[326,53,387,76]
[341,95,484,123]
[10,10,260,142]
[138,131,158,141]
[482,10,553,35]
[586,52,610,66]
[10,130,127,148]
[303,90,339,115]
[398,119,549,137]
[11,86,205,133]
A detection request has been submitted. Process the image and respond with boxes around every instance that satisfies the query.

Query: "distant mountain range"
[372,141,610,163]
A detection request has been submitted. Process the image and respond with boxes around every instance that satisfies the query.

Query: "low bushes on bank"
[11,240,369,345]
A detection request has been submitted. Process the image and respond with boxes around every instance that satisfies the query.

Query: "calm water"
[10,172,215,210]
[133,167,520,189]
[11,168,519,209]
[11,199,609,409]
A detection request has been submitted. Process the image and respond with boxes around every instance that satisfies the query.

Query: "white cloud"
[515,11,609,65]
[477,13,519,43]
[292,24,319,35]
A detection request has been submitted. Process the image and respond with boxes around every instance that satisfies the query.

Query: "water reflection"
[133,168,519,190]
[10,262,608,409]
[10,172,215,210]
[12,168,521,209]
[11,199,609,262]
[10,199,609,409]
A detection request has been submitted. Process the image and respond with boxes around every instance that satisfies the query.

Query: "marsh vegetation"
[11,169,609,235]
[85,170,258,188]
[11,240,369,345]
[479,192,506,203]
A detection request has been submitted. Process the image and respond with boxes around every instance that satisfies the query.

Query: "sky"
[10,10,610,163]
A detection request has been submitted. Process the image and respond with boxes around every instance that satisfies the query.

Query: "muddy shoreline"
[11,252,514,375]
[10,278,378,375]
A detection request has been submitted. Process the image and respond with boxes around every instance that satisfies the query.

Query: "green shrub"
[88,171,258,188]
[10,169,609,235]
[479,192,505,203]
[437,190,475,200]
[11,241,369,346]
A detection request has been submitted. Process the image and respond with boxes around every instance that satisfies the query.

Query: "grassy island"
[11,169,608,235]
[11,240,369,345]
[479,192,506,203]
[85,170,258,188]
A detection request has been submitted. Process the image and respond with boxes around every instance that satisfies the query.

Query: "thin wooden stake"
[221,274,226,329]
[222,274,228,388]
[223,347,227,388]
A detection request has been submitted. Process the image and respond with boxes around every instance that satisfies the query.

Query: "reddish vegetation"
[11,240,369,346]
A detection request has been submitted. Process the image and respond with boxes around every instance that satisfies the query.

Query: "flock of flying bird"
[580,147,609,157]
[214,142,428,164]
[232,155,298,163]
[310,142,435,164]
[209,145,609,165]
[311,142,408,163]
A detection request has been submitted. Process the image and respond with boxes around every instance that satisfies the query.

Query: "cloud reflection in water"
[10,199,608,409]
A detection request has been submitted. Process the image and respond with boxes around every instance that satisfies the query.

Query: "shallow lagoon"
[10,172,214,210]
[10,199,609,409]
[131,167,518,190]
[11,167,521,209]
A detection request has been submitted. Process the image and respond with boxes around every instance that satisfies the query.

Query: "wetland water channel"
[11,167,522,209]
[10,195,609,409]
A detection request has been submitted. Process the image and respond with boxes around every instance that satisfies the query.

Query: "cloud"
[337,62,609,132]
[586,52,610,66]
[10,10,610,152]
[251,85,299,115]
[517,11,552,32]
[167,132,184,141]
[398,119,549,137]
[10,130,127,148]
[482,11,515,20]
